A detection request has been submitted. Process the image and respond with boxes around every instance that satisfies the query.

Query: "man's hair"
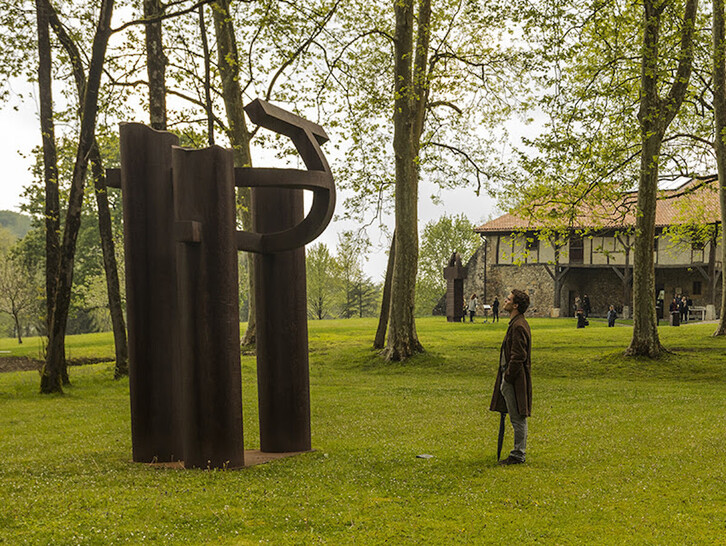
[511,289,530,313]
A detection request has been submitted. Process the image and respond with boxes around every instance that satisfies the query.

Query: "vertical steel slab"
[444,253,467,322]
[120,123,183,463]
[253,187,311,453]
[173,146,244,469]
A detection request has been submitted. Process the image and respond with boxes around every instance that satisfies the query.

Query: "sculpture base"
[144,449,314,470]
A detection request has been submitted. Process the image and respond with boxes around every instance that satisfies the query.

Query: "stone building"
[462,179,722,319]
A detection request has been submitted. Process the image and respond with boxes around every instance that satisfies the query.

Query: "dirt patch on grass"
[0,356,111,373]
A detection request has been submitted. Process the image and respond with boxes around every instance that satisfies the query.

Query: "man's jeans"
[500,379,527,462]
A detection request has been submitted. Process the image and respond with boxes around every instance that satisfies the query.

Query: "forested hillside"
[0,211,31,239]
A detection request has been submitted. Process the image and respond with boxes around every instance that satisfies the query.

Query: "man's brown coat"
[489,313,532,417]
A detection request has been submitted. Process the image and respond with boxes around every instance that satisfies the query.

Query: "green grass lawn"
[1,317,725,544]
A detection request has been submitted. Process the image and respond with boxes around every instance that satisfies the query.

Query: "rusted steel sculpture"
[173,146,244,469]
[235,99,335,452]
[444,252,467,322]
[112,99,334,467]
[118,124,183,463]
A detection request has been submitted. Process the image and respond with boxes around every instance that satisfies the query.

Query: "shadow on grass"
[591,349,726,383]
[354,349,449,373]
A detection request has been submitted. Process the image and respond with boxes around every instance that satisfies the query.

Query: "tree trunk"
[626,0,698,356]
[42,0,115,393]
[36,0,64,390]
[212,0,256,346]
[714,0,726,335]
[384,0,427,361]
[199,5,214,145]
[627,133,663,357]
[707,236,717,307]
[47,2,128,378]
[90,145,129,378]
[552,244,561,307]
[13,310,22,344]
[145,0,166,130]
[624,243,631,312]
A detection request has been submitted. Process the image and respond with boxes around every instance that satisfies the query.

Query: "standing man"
[492,296,500,322]
[468,293,478,323]
[490,289,532,465]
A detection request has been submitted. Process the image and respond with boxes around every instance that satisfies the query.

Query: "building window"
[693,281,702,296]
[525,233,539,255]
[569,235,584,264]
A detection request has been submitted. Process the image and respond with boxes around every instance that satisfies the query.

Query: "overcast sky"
[0,81,502,281]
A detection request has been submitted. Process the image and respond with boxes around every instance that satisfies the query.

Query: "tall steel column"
[119,123,183,463]
[173,146,244,469]
[253,187,311,452]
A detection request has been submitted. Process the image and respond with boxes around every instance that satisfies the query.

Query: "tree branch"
[427,100,462,114]
[265,0,343,101]
[662,132,714,149]
[427,141,489,194]
[111,0,215,34]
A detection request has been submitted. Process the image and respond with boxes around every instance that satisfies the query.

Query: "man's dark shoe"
[498,456,525,466]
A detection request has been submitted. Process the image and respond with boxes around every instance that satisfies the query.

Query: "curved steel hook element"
[235,99,336,254]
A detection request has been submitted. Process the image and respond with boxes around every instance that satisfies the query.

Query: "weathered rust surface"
[173,145,245,469]
[119,123,183,463]
[253,187,311,452]
[116,99,334,465]
[236,99,336,453]
[235,99,335,254]
[444,252,467,322]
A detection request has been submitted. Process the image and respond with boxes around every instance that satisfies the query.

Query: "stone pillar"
[706,304,716,321]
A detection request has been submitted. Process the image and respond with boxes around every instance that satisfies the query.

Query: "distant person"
[576,309,588,328]
[574,295,581,315]
[490,289,532,465]
[669,297,680,326]
[607,305,617,327]
[468,293,478,323]
[680,296,689,323]
[492,296,500,322]
[583,294,591,317]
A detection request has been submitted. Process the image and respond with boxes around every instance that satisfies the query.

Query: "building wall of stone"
[449,235,722,319]
[458,238,552,317]
[487,264,556,317]
[461,241,487,314]
[654,268,722,310]
[560,268,626,317]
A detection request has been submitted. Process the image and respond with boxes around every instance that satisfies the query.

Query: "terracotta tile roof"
[475,178,721,233]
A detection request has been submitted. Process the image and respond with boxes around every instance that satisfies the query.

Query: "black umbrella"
[497,411,506,462]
